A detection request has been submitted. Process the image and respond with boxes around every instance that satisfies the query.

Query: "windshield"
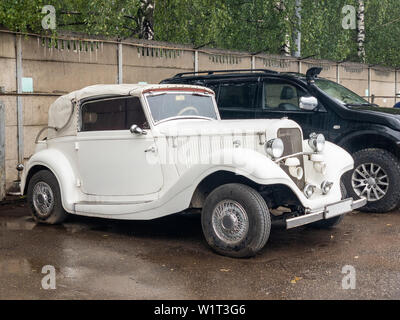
[146,92,218,123]
[315,79,370,106]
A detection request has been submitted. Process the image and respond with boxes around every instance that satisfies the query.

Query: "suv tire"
[201,183,271,258]
[344,148,400,213]
[27,170,67,224]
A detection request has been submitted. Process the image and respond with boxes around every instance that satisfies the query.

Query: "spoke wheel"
[32,182,55,216]
[27,170,67,224]
[212,200,249,245]
[351,163,389,202]
[201,183,271,258]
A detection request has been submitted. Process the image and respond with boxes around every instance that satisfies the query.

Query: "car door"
[76,96,163,196]
[255,78,332,139]
[216,79,259,119]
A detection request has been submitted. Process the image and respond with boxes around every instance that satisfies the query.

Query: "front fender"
[187,147,292,186]
[22,149,79,212]
[165,143,354,212]
[335,127,400,153]
[160,148,296,210]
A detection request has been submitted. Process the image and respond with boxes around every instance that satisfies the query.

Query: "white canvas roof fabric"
[47,84,210,139]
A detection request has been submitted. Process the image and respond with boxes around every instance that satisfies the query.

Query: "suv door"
[255,78,332,138]
[77,96,163,196]
[216,79,259,119]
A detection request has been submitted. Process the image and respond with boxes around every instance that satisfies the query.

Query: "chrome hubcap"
[32,182,54,216]
[212,200,249,244]
[352,163,389,202]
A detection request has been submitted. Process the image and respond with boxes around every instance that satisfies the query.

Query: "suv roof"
[164,69,308,83]
[172,69,278,78]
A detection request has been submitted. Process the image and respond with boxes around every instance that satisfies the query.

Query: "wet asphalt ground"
[0,200,399,300]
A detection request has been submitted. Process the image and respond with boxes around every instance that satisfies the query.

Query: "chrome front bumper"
[286,197,367,229]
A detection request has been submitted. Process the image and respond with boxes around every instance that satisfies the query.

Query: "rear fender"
[22,149,79,212]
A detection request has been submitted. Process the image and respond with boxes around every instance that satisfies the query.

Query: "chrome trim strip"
[275,151,315,163]
[351,197,367,210]
[286,211,324,229]
[286,197,367,229]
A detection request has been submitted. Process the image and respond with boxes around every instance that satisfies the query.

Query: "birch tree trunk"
[357,0,366,61]
[276,0,291,56]
[293,0,301,58]
[138,0,155,40]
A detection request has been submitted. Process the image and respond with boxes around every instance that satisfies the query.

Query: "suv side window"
[218,82,258,110]
[81,96,148,132]
[204,82,220,99]
[262,80,307,111]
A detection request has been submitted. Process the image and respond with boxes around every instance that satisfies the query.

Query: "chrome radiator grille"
[277,128,305,190]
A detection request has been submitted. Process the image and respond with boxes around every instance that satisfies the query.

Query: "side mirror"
[299,96,318,111]
[130,124,147,135]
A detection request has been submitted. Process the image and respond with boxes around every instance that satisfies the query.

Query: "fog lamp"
[303,184,316,199]
[285,158,303,180]
[289,166,304,180]
[308,133,325,153]
[321,181,333,195]
[265,138,284,159]
[313,161,327,174]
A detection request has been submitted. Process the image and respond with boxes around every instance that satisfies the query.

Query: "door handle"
[144,146,157,153]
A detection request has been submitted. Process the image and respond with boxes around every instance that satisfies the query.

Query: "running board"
[73,200,153,216]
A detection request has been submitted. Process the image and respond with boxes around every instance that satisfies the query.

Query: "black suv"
[162,68,400,213]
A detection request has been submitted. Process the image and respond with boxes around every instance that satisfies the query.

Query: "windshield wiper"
[156,115,215,124]
[345,103,379,107]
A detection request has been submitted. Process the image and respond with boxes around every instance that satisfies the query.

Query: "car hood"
[155,118,302,139]
[345,105,400,130]
[349,105,400,116]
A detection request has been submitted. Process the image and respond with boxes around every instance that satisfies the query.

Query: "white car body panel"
[76,130,163,196]
[20,84,356,222]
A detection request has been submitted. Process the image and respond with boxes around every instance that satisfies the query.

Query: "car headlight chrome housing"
[303,183,316,199]
[308,132,325,153]
[265,138,284,159]
[321,181,333,195]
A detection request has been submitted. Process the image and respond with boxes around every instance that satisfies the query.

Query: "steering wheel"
[177,106,200,116]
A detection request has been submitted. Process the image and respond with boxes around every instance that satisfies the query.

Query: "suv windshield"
[315,79,370,106]
[146,92,218,123]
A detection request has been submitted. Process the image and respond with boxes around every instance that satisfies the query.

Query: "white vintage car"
[19,84,365,257]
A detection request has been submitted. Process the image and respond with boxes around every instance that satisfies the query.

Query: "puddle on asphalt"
[0,258,32,275]
[0,216,106,234]
[0,218,36,231]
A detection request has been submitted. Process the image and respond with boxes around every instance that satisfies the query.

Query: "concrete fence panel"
[1,29,400,197]
[254,55,298,73]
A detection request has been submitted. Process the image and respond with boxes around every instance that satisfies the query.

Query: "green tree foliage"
[0,0,141,37]
[0,0,399,67]
[364,0,400,67]
[299,0,358,61]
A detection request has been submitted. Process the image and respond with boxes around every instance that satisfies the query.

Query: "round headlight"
[265,138,284,159]
[308,133,325,152]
